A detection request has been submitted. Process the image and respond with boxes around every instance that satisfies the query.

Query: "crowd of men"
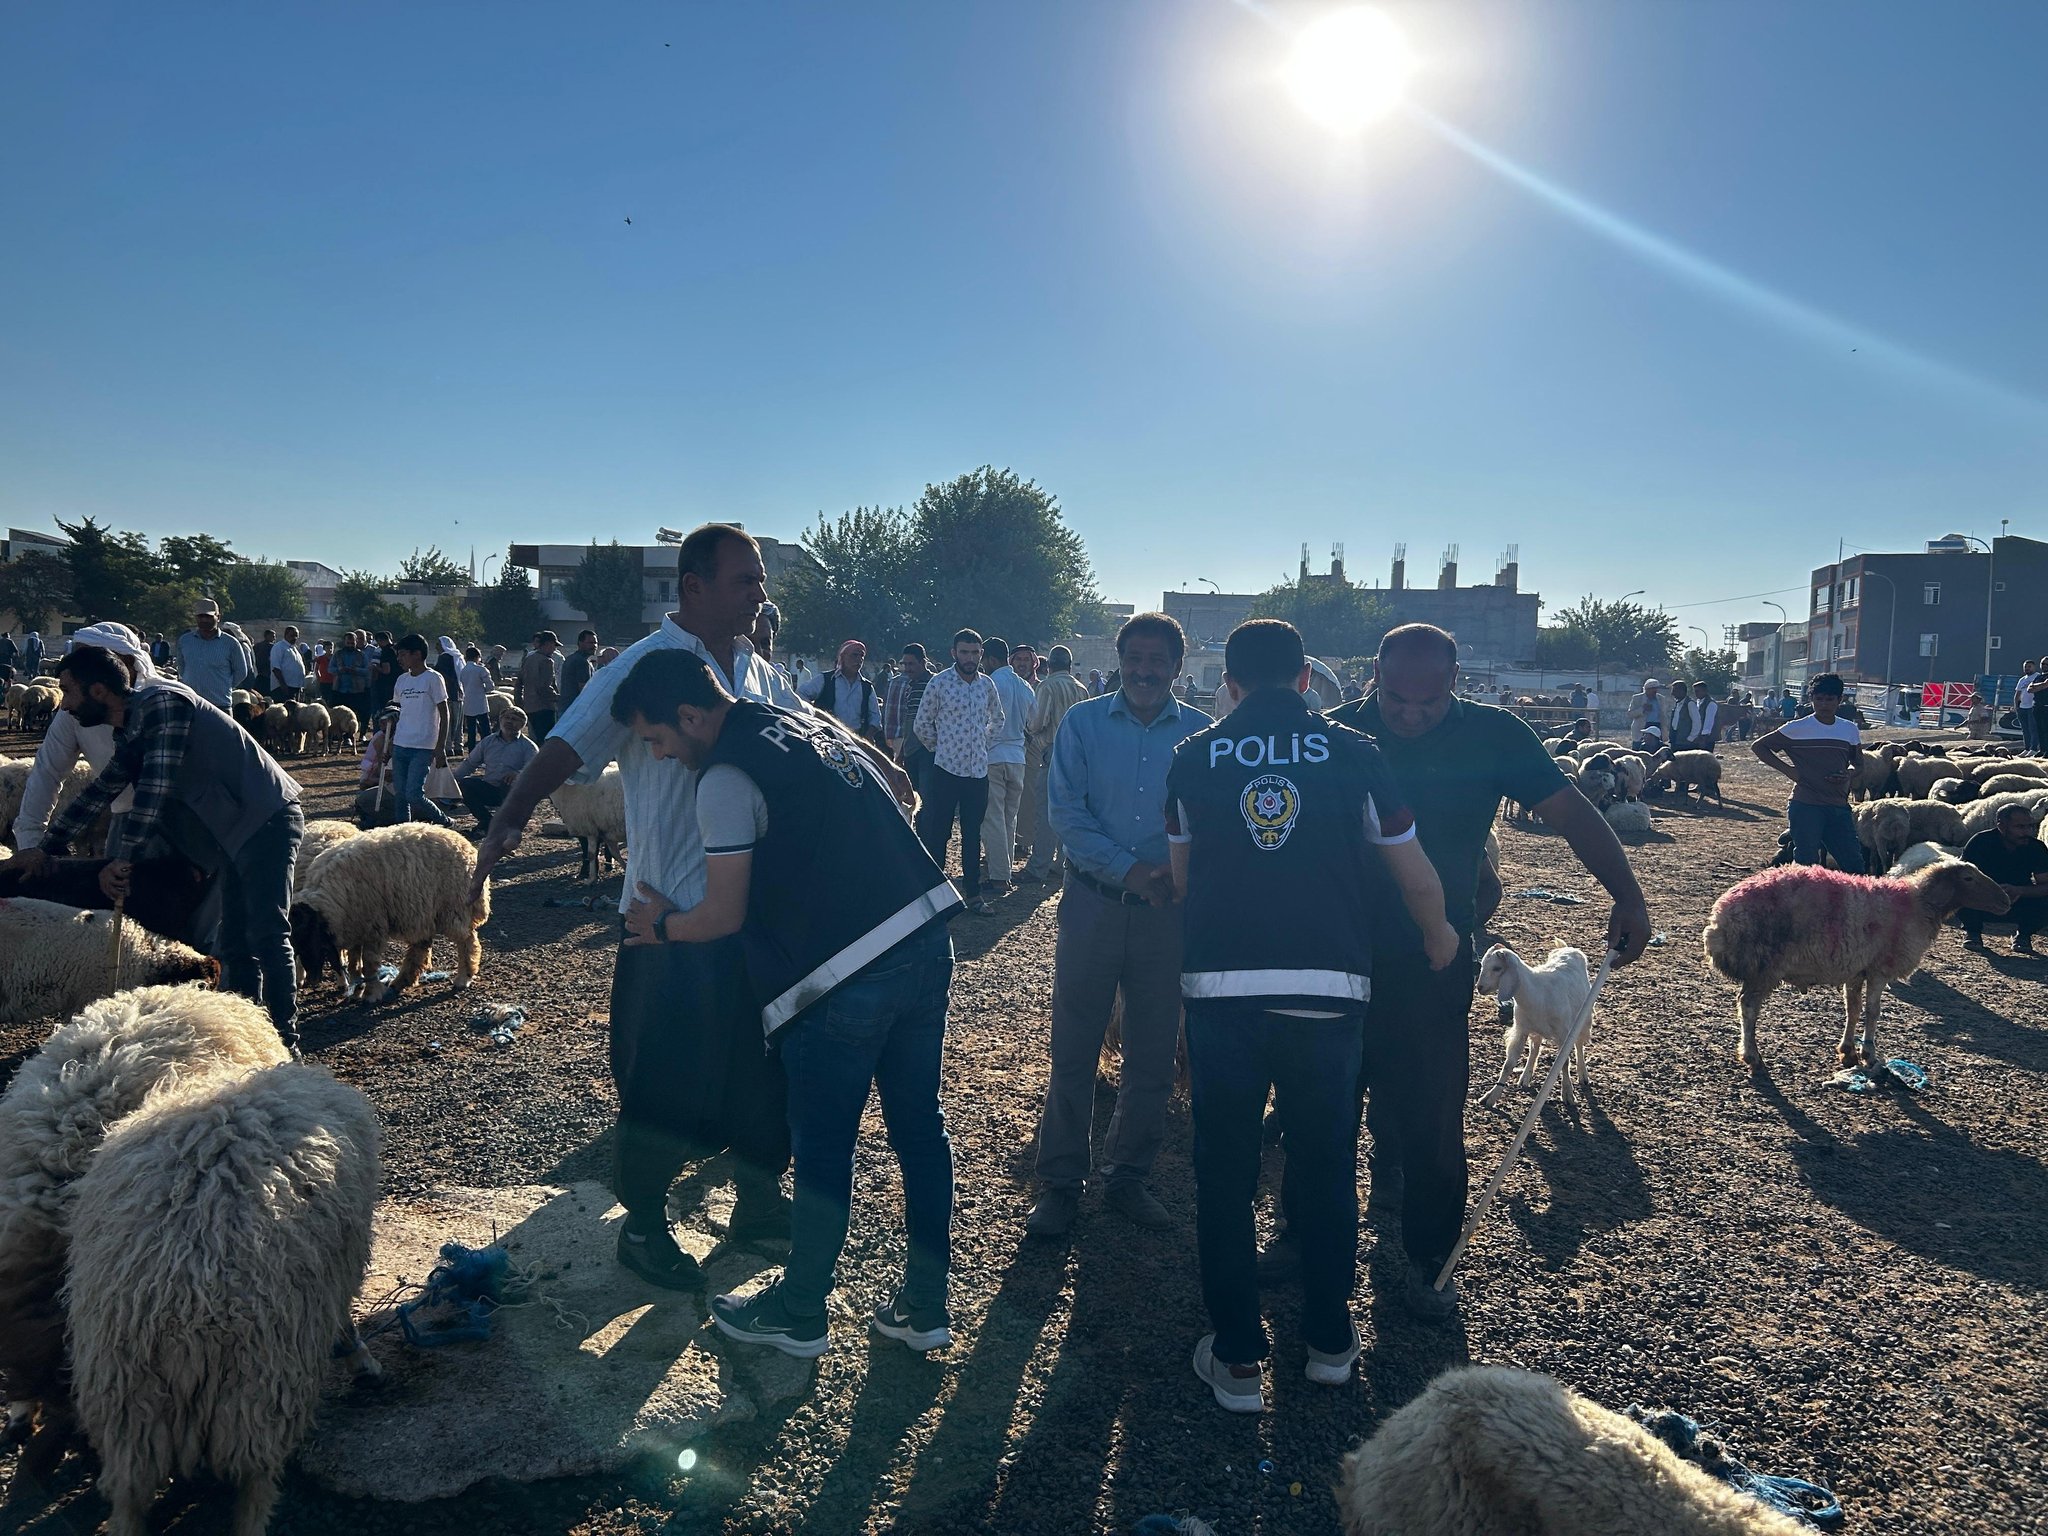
[16,518,2048,1408]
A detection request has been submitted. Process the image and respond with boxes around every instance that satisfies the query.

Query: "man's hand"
[1422,919,1459,971]
[1606,894,1652,965]
[1123,861,1175,906]
[623,882,675,946]
[10,847,51,882]
[469,825,523,904]
[99,859,133,902]
[878,755,915,810]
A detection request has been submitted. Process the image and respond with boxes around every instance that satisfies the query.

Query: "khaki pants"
[1033,877,1184,1189]
[1021,745,1062,879]
[980,761,1025,888]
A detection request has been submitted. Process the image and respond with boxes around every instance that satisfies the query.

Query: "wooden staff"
[107,895,127,991]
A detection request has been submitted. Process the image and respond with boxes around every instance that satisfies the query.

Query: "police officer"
[1165,620,1457,1413]
[608,649,963,1360]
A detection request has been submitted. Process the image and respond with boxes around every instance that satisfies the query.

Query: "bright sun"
[1283,7,1416,135]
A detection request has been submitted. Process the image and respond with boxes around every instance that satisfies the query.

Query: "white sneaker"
[1305,1323,1361,1385]
[1192,1333,1265,1413]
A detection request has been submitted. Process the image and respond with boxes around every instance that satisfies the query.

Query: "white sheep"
[1573,756,1620,811]
[288,700,331,756]
[0,986,288,1476]
[1887,841,1960,877]
[1475,945,1593,1108]
[65,1062,380,1536]
[1702,859,2010,1070]
[325,702,361,755]
[0,898,219,1027]
[1928,776,1978,804]
[289,822,490,1002]
[483,689,515,722]
[1849,741,1902,800]
[549,764,626,881]
[291,819,362,899]
[17,683,59,734]
[1965,755,2044,783]
[1977,772,2043,799]
[1646,749,1724,807]
[1892,754,1952,799]
[0,758,96,846]
[1337,1366,1811,1536]
[1602,800,1653,838]
[1959,787,2048,840]
[3,685,25,728]
[1852,799,1912,873]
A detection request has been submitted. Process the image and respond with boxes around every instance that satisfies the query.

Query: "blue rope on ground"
[1627,1406,1844,1528]
[365,1241,515,1349]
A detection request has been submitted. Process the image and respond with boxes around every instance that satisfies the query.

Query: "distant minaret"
[468,545,477,583]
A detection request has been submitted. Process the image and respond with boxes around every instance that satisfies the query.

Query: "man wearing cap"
[1019,644,1089,886]
[1627,678,1669,751]
[176,599,251,710]
[517,630,563,741]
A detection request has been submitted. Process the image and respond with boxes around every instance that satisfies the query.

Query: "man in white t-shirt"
[2016,661,2040,754]
[270,624,309,702]
[389,632,451,824]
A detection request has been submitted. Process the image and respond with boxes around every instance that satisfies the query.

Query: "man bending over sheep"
[1751,672,1864,872]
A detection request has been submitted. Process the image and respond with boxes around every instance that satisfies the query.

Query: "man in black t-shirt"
[1961,805,2048,953]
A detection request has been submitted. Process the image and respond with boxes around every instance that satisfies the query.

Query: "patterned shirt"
[44,687,196,861]
[912,665,1006,779]
[884,668,934,743]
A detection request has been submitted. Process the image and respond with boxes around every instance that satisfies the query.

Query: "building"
[1160,543,1543,663]
[1739,622,1785,694]
[508,533,817,639]
[2,527,68,564]
[285,560,346,625]
[1804,533,2048,685]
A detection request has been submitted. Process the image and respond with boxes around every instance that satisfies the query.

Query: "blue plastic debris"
[394,1242,517,1349]
[1628,1406,1843,1528]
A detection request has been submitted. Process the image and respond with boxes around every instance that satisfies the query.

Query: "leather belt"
[1072,868,1151,907]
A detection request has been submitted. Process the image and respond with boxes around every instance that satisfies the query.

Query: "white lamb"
[1887,841,1960,876]
[288,700,331,756]
[1960,787,2048,839]
[1475,945,1593,1108]
[1337,1366,1810,1536]
[550,764,626,882]
[0,986,288,1479]
[0,898,219,1027]
[1892,754,1952,800]
[65,1062,380,1536]
[1852,799,1913,873]
[288,822,490,1002]
[483,689,515,722]
[325,703,361,755]
[1602,801,1653,838]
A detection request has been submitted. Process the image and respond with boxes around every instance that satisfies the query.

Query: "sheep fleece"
[295,822,490,967]
[292,818,362,897]
[0,897,218,1026]
[1337,1366,1808,1536]
[64,1062,380,1536]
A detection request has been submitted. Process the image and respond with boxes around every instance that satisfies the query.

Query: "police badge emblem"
[1240,773,1301,850]
[818,736,866,788]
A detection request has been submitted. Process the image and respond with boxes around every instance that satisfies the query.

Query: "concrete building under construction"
[1161,543,1543,662]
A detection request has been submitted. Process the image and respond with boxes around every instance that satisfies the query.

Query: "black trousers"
[457,775,507,834]
[608,937,790,1222]
[526,708,557,741]
[915,765,990,899]
[1963,894,2046,942]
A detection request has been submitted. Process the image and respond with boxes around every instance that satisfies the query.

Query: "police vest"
[1164,690,1397,1013]
[704,700,961,1037]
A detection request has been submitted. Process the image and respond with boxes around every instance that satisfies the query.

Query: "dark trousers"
[269,684,301,704]
[527,708,557,741]
[457,775,508,834]
[1963,894,2046,942]
[777,923,955,1322]
[915,765,990,899]
[464,713,488,749]
[2023,710,2041,754]
[1789,800,1864,872]
[608,937,789,1223]
[1190,1004,1364,1364]
[218,804,305,1045]
[901,740,933,797]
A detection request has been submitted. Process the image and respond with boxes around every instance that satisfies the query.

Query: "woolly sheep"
[1475,945,1592,1109]
[1892,755,1952,800]
[65,1062,380,1536]
[0,898,219,1027]
[483,689,515,722]
[258,704,296,755]
[1977,772,2042,799]
[1852,799,1912,873]
[1929,777,1978,804]
[1964,756,2043,784]
[288,700,331,756]
[289,822,490,1002]
[1645,750,1723,807]
[1602,801,1653,838]
[291,819,362,899]
[550,765,626,882]
[1850,741,1902,801]
[1573,757,1619,811]
[3,685,25,727]
[1702,859,2009,1070]
[1898,798,1968,849]
[1887,841,1961,877]
[325,702,361,755]
[1985,758,2048,782]
[0,987,287,1475]
[1608,753,1649,801]
[17,683,59,735]
[1959,787,2048,840]
[0,759,96,846]
[1336,1366,1810,1536]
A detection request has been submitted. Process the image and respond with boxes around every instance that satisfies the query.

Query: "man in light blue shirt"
[979,639,1037,897]
[1027,615,1210,1239]
[175,600,250,709]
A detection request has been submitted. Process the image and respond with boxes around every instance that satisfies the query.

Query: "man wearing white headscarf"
[13,622,153,851]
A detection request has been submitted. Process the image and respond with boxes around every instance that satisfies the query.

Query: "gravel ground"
[2,733,2042,1536]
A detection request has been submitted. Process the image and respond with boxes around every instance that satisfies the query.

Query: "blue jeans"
[1188,1005,1364,1364]
[1788,799,1863,872]
[220,804,304,1043]
[775,922,955,1323]
[390,745,448,825]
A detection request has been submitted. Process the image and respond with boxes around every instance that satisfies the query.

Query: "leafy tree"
[900,467,1098,646]
[157,534,239,593]
[419,595,483,645]
[398,546,471,591]
[127,582,211,641]
[223,559,308,623]
[1677,648,1741,699]
[1535,596,1678,674]
[332,569,415,634]
[777,506,920,655]
[0,551,73,630]
[475,561,541,646]
[563,541,647,643]
[54,515,154,619]
[1246,581,1396,660]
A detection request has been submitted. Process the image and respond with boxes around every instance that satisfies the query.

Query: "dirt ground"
[2,732,2042,1536]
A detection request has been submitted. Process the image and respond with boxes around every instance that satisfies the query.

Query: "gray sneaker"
[1401,1263,1460,1326]
[1192,1333,1265,1414]
[1025,1187,1079,1238]
[1104,1180,1172,1230]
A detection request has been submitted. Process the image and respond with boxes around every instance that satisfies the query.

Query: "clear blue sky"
[4,1,2044,644]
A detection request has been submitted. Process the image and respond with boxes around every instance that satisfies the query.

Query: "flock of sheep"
[1846,740,2048,874]
[1545,736,1726,839]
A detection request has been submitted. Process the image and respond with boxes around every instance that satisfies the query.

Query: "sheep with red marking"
[1702,860,2010,1070]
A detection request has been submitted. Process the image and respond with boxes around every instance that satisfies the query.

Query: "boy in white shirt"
[389,633,451,824]
[458,644,494,749]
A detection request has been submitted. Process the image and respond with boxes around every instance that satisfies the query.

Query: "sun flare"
[1283,7,1416,135]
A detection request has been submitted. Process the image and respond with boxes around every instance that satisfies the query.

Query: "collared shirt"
[1027,670,1090,757]
[45,688,196,861]
[913,665,1006,779]
[804,668,879,732]
[986,665,1036,766]
[1048,689,1211,885]
[454,730,539,786]
[271,640,307,688]
[884,667,934,742]
[332,646,369,695]
[550,616,802,915]
[457,660,493,715]
[175,629,249,708]
[518,649,560,711]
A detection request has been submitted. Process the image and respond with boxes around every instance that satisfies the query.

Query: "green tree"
[777,506,920,655]
[475,561,541,646]
[1677,648,1741,699]
[899,467,1098,646]
[1245,581,1396,659]
[398,546,471,591]
[157,534,240,593]
[55,516,154,619]
[1536,596,1678,674]
[563,541,647,642]
[127,582,210,641]
[0,551,73,630]
[332,570,416,634]
[419,595,482,645]
[223,559,308,622]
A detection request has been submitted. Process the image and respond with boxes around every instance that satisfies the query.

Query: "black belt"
[1072,868,1151,907]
